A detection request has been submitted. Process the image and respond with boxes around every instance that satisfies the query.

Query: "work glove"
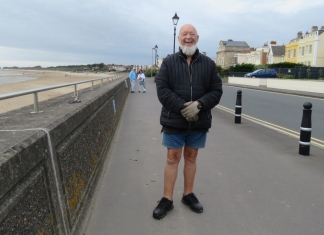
[186,114,199,122]
[181,101,200,118]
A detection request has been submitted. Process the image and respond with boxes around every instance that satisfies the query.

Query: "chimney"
[305,31,309,35]
[297,31,303,38]
[228,39,233,41]
[263,42,268,46]
[321,26,324,30]
[270,41,276,45]
[311,26,318,32]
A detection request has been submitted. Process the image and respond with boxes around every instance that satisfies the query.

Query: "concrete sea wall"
[0,77,130,234]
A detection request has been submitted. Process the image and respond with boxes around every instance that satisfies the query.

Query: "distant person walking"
[129,68,137,93]
[137,70,146,93]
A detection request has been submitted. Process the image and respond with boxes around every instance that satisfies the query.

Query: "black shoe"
[131,91,135,93]
[138,91,141,92]
[181,193,203,213]
[143,91,146,93]
[153,197,174,219]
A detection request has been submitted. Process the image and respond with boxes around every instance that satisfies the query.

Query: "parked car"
[244,69,277,78]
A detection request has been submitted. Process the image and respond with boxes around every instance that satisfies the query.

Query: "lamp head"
[172,13,179,26]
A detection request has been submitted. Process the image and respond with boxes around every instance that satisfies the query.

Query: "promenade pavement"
[85,78,324,235]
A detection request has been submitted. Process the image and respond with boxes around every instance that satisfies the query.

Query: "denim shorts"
[162,132,207,149]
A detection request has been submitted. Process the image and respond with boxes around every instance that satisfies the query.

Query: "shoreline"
[0,70,116,113]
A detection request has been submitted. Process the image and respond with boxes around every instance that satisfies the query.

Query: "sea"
[0,70,37,85]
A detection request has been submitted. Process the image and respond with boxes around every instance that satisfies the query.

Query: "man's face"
[178,24,199,48]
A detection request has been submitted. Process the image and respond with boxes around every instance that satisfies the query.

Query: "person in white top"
[137,70,146,93]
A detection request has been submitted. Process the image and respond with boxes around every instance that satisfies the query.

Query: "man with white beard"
[153,24,223,220]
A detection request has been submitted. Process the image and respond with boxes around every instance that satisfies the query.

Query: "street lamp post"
[153,45,158,66]
[152,47,154,67]
[172,12,180,54]
[156,54,159,67]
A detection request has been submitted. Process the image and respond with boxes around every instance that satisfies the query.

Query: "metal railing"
[0,74,125,113]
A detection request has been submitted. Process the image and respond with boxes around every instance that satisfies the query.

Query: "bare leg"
[183,146,198,195]
[164,148,182,200]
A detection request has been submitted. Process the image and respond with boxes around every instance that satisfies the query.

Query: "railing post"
[31,92,43,113]
[299,102,312,156]
[235,90,242,124]
[91,81,94,90]
[74,84,77,97]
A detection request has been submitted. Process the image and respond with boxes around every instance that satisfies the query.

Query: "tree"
[306,67,311,79]
[268,62,303,68]
[318,68,323,79]
[230,63,255,72]
[216,65,225,77]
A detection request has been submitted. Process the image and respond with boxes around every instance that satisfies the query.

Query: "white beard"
[179,44,197,56]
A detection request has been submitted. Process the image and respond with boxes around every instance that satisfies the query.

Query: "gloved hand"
[181,101,200,118]
[186,114,199,122]
[183,101,193,108]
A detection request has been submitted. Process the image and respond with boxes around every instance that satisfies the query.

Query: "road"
[219,85,324,143]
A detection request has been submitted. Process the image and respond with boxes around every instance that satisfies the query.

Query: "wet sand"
[0,70,114,113]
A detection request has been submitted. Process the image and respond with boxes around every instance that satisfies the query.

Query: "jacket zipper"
[188,63,192,129]
[188,55,200,128]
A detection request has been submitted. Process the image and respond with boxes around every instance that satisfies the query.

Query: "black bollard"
[235,90,242,124]
[299,102,312,156]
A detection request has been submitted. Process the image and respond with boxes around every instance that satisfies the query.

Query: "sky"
[1,0,324,68]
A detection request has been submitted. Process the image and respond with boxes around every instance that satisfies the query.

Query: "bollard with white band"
[299,102,312,156]
[235,90,242,124]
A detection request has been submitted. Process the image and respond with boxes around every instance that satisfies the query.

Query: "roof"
[221,40,249,47]
[271,45,286,56]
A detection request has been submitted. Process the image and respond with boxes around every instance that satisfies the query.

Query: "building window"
[288,50,291,58]
[306,45,308,55]
[293,49,296,57]
[309,45,312,54]
[302,47,304,56]
[299,47,301,55]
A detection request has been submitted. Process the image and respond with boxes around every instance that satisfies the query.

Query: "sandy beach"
[0,70,117,114]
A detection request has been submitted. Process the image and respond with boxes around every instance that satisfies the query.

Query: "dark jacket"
[156,48,223,131]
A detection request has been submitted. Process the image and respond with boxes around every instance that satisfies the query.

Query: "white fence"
[228,77,324,94]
